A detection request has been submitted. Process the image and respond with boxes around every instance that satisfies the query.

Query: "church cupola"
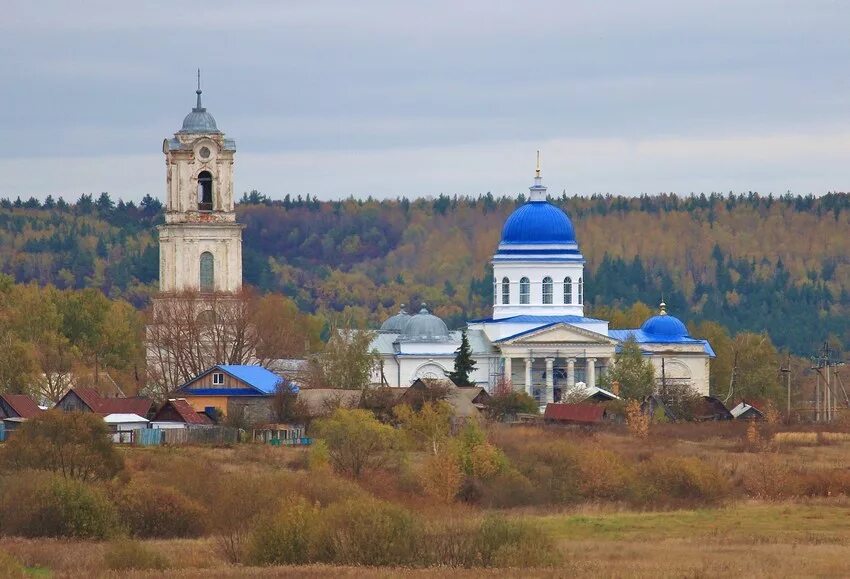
[491,153,586,319]
[157,72,244,295]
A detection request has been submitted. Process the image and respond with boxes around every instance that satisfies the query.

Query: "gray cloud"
[1,0,849,200]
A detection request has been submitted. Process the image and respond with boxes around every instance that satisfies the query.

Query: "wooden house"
[177,365,286,419]
[543,403,607,425]
[0,393,43,420]
[150,398,213,428]
[54,388,152,417]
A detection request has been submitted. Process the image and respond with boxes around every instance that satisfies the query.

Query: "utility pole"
[780,355,791,420]
[810,341,844,423]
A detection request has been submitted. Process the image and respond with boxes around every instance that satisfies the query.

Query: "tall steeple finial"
[659,300,667,315]
[195,68,204,111]
[529,150,547,202]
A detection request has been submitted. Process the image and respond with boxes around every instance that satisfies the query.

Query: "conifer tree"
[447,329,476,386]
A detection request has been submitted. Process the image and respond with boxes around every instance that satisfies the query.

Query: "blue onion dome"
[401,304,449,340]
[380,305,411,332]
[179,88,219,134]
[500,202,576,244]
[641,302,688,337]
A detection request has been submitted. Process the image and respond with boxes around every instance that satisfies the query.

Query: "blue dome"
[500,201,576,245]
[641,313,688,337]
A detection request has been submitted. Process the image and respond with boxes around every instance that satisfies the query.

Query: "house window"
[212,372,225,385]
[200,252,214,292]
[519,277,530,304]
[578,277,583,304]
[198,171,213,211]
[501,277,510,305]
[564,277,572,304]
[542,276,553,304]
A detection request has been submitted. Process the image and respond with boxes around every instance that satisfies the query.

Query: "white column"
[586,358,596,390]
[567,358,576,390]
[524,357,533,397]
[503,356,512,385]
[545,357,555,404]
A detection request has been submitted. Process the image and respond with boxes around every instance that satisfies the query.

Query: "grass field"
[6,422,850,577]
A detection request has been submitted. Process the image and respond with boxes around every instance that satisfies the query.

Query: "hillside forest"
[0,190,847,403]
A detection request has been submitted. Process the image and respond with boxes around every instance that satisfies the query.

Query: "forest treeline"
[1,190,849,357]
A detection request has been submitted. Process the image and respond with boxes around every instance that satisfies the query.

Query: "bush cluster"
[116,482,207,538]
[245,496,556,568]
[0,472,117,539]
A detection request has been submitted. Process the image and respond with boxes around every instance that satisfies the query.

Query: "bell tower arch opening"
[198,171,213,211]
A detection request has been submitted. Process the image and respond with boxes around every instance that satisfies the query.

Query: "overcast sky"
[1,0,849,201]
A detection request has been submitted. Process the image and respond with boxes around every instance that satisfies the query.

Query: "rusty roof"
[544,403,606,424]
[1,394,43,419]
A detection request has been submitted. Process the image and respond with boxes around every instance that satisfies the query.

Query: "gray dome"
[401,304,449,341]
[380,305,410,332]
[179,90,219,134]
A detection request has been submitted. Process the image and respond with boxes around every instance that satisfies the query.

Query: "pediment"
[501,323,616,345]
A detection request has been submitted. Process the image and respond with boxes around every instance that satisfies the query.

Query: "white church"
[369,163,715,402]
[155,82,713,404]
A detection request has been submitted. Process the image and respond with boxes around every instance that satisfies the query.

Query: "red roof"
[64,388,152,417]
[154,399,212,425]
[1,394,43,419]
[544,403,606,424]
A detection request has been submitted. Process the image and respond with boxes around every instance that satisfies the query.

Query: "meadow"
[4,417,850,577]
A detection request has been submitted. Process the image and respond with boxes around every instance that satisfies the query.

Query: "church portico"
[499,344,614,403]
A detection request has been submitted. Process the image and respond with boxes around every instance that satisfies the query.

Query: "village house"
[54,387,153,417]
[150,398,214,429]
[177,364,288,423]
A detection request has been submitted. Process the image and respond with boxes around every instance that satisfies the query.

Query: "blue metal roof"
[179,365,285,395]
[494,321,613,343]
[641,314,688,337]
[217,365,283,394]
[608,329,716,357]
[500,201,576,245]
[183,388,269,397]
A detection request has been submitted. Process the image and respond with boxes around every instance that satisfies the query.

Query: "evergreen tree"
[447,329,476,386]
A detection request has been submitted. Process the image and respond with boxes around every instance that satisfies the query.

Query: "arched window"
[199,252,214,292]
[501,277,510,305]
[577,277,583,304]
[198,171,213,211]
[542,276,553,304]
[519,277,530,304]
[564,277,573,304]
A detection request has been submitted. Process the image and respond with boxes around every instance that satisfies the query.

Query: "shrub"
[639,456,729,504]
[420,450,463,503]
[0,472,117,539]
[480,468,538,508]
[2,410,123,481]
[116,481,207,538]
[306,439,331,472]
[0,550,26,578]
[575,447,635,501]
[104,540,170,571]
[421,516,558,568]
[625,400,650,438]
[312,408,400,478]
[316,498,419,566]
[741,455,799,500]
[247,498,320,566]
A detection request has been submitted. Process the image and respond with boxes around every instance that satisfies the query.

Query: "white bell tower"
[157,72,243,294]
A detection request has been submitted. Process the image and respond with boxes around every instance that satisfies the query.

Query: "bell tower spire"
[157,74,244,295]
[529,150,547,202]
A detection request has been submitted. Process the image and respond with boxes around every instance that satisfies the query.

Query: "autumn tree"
[2,410,124,481]
[394,401,454,455]
[311,408,400,478]
[600,336,656,400]
[306,326,378,390]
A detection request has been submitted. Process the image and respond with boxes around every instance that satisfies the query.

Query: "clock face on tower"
[198,146,211,160]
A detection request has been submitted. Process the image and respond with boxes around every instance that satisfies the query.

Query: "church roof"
[608,329,716,357]
[469,314,606,324]
[380,305,411,332]
[178,76,220,134]
[399,304,449,341]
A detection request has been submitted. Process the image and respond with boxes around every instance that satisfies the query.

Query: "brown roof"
[297,389,362,417]
[1,394,43,419]
[64,388,152,417]
[153,399,212,425]
[544,403,606,424]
